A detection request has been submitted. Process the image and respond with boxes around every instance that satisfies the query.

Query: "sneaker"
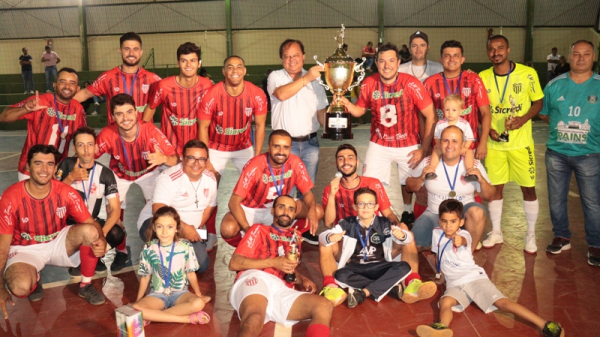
[347,288,366,309]
[91,111,98,115]
[206,233,217,252]
[464,174,479,182]
[401,211,415,225]
[110,252,129,272]
[78,283,106,305]
[546,237,571,255]
[96,259,107,272]
[23,91,28,94]
[425,172,438,180]
[302,231,318,246]
[416,323,453,337]
[524,233,537,254]
[401,279,437,304]
[319,286,347,307]
[482,231,503,248]
[588,247,600,267]
[46,90,52,93]
[94,102,100,106]
[28,280,44,302]
[29,90,35,94]
[542,321,564,337]
[68,265,81,277]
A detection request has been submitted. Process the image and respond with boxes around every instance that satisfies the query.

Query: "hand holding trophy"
[498,95,517,142]
[283,233,299,283]
[314,24,366,140]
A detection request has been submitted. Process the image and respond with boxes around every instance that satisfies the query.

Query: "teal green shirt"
[540,73,600,156]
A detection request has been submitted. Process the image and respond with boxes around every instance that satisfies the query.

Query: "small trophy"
[498,95,517,142]
[314,24,366,141]
[283,234,299,283]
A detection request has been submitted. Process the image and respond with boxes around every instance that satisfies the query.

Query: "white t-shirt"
[432,228,488,288]
[267,69,328,137]
[547,54,561,71]
[434,118,475,141]
[145,163,218,228]
[398,60,443,83]
[411,157,491,214]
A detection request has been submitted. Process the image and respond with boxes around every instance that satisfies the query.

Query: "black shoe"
[111,252,129,272]
[78,283,106,305]
[542,321,564,337]
[546,237,571,255]
[302,231,319,246]
[96,259,107,272]
[28,280,44,302]
[464,174,479,182]
[347,288,366,309]
[401,211,415,225]
[425,172,437,180]
[68,265,81,277]
[588,247,600,267]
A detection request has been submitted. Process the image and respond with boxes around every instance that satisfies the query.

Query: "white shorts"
[6,226,79,273]
[442,278,506,314]
[241,204,273,226]
[229,270,305,327]
[209,147,254,175]
[363,142,420,185]
[116,169,160,209]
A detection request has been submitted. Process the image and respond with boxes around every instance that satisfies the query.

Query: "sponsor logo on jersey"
[203,98,215,114]
[218,111,224,116]
[244,107,253,117]
[21,217,29,223]
[114,87,120,92]
[557,96,565,101]
[171,102,177,107]
[170,115,179,126]
[435,93,441,98]
[462,87,471,97]
[372,90,381,100]
[492,104,522,114]
[255,95,264,111]
[370,233,381,245]
[170,116,197,126]
[262,170,293,184]
[68,192,84,213]
[56,206,66,218]
[142,151,150,160]
[245,277,258,287]
[513,83,522,94]
[216,121,249,135]
[242,167,257,188]
[588,95,597,104]
[142,84,150,94]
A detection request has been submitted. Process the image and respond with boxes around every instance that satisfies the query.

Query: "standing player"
[0,68,87,181]
[74,32,161,124]
[479,35,544,254]
[96,94,178,271]
[199,55,267,174]
[142,42,212,156]
[398,31,443,82]
[338,43,436,222]
[220,130,322,246]
[56,126,124,272]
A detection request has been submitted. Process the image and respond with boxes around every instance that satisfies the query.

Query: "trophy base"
[498,133,509,142]
[322,106,353,141]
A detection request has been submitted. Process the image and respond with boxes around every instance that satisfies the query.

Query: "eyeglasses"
[355,202,376,209]
[185,156,207,164]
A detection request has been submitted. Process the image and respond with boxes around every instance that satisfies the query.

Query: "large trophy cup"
[498,95,517,142]
[314,24,366,140]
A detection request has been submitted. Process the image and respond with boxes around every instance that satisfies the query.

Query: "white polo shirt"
[267,69,328,137]
[398,60,443,83]
[547,54,561,71]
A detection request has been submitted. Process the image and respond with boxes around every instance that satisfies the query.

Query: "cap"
[409,30,428,45]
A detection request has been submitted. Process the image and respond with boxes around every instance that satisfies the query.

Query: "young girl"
[132,206,211,325]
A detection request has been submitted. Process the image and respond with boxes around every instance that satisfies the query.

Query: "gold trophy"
[498,95,517,142]
[314,24,366,140]
[283,241,298,283]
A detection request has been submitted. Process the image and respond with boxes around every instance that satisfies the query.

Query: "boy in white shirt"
[426,94,477,182]
[416,199,564,337]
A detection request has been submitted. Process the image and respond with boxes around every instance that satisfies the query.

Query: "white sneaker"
[30,90,35,94]
[524,234,537,254]
[46,90,52,93]
[23,91,28,94]
[482,231,503,248]
[91,111,98,115]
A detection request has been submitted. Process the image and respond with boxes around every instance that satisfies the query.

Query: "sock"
[413,203,427,220]
[323,276,337,287]
[488,199,503,233]
[116,235,127,253]
[306,324,331,337]
[523,199,539,236]
[403,204,412,213]
[206,205,217,235]
[79,245,98,286]
[223,233,243,247]
[293,219,309,234]
[404,272,420,286]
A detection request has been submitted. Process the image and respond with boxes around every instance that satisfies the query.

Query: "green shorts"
[485,146,536,187]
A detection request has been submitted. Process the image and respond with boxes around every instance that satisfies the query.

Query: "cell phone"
[196,228,208,240]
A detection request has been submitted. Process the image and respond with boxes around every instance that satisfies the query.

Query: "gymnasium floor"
[0,122,598,336]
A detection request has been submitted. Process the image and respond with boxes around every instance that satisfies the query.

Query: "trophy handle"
[313,55,330,91]
[347,57,366,91]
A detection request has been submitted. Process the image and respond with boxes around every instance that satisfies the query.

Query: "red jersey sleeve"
[0,192,17,235]
[356,76,375,109]
[252,86,268,116]
[63,185,92,223]
[198,86,216,121]
[87,71,110,97]
[233,159,261,199]
[11,95,44,121]
[472,73,490,108]
[322,185,331,208]
[406,77,433,111]
[148,80,164,109]
[95,127,113,158]
[234,225,264,258]
[148,124,176,156]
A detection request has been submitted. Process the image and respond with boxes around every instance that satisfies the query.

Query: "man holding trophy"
[478,35,544,254]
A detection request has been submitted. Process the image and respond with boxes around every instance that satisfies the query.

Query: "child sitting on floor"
[416,199,564,337]
[132,206,211,325]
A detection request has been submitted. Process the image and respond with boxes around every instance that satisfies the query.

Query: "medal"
[449,191,456,198]
[158,242,176,296]
[164,288,172,296]
[435,273,441,279]
[442,157,461,200]
[60,132,67,139]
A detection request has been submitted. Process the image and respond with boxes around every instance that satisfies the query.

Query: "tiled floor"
[1,122,598,336]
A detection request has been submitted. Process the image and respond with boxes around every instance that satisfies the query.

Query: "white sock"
[523,199,539,236]
[404,204,412,213]
[488,199,503,233]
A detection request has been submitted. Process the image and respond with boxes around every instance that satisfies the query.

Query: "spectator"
[19,47,34,94]
[80,81,104,116]
[547,47,560,82]
[553,56,570,77]
[199,67,214,84]
[41,46,60,93]
[362,41,376,71]
[399,44,412,63]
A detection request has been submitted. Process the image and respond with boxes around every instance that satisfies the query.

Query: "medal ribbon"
[493,62,512,104]
[80,163,96,206]
[121,68,140,96]
[442,156,461,196]
[356,216,375,261]
[267,156,285,197]
[158,242,176,293]
[436,234,453,274]
[119,125,140,170]
[53,94,70,135]
[442,71,463,96]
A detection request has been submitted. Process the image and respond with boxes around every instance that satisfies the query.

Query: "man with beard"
[143,42,212,156]
[220,130,322,247]
[318,144,436,306]
[95,94,177,271]
[229,195,333,337]
[0,145,107,319]
[0,67,87,181]
[479,35,544,254]
[199,55,267,174]
[74,32,161,124]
